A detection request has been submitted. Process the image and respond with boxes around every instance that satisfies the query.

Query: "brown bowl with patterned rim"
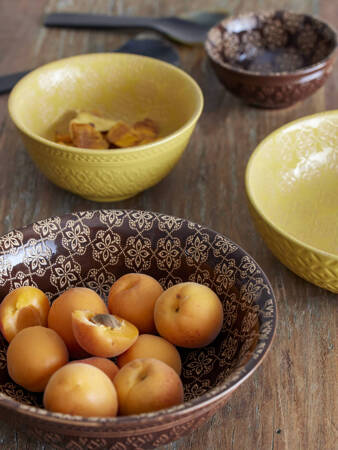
[205,10,337,108]
[0,210,276,449]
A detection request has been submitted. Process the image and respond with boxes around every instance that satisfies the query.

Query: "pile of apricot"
[0,274,224,417]
[55,110,159,149]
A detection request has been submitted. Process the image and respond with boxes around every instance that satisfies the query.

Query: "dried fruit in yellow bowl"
[54,110,159,150]
[70,123,109,149]
[106,121,141,148]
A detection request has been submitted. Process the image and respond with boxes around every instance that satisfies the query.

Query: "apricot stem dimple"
[90,314,122,329]
[138,371,148,382]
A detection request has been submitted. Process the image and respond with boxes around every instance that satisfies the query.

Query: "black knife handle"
[0,70,30,95]
[44,13,154,30]
[0,37,179,95]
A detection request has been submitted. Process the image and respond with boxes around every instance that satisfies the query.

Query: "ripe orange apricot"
[108,273,163,334]
[154,282,224,348]
[69,357,119,382]
[0,286,50,342]
[113,358,184,415]
[48,287,108,358]
[43,363,118,417]
[117,334,182,375]
[72,311,139,358]
[7,326,69,392]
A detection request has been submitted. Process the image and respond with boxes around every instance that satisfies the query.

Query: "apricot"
[0,286,50,342]
[117,334,182,375]
[69,357,119,382]
[133,118,158,139]
[72,311,139,358]
[7,326,68,392]
[48,287,108,358]
[55,133,73,145]
[108,273,163,334]
[154,282,224,348]
[113,358,184,415]
[106,121,140,148]
[70,111,117,132]
[70,122,109,149]
[44,363,118,417]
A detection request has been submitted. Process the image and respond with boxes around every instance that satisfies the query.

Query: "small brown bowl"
[0,210,276,449]
[205,10,337,108]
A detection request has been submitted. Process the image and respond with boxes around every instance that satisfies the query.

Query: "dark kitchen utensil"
[44,10,228,45]
[0,36,179,95]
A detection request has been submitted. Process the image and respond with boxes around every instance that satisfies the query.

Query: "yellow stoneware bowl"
[246,111,338,293]
[8,53,203,201]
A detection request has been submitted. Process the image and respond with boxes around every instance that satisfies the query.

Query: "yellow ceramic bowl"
[8,53,203,201]
[246,111,338,293]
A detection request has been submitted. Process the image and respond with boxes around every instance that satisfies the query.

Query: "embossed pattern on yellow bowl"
[246,111,338,293]
[8,53,203,202]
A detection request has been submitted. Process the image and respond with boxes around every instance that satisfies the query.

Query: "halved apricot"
[72,311,139,358]
[0,286,50,342]
[48,287,108,358]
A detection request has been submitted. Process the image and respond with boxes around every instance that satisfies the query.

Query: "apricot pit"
[72,310,139,357]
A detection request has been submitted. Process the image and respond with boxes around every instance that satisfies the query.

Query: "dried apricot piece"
[52,110,77,135]
[106,121,140,148]
[133,118,158,139]
[137,137,157,146]
[71,111,118,132]
[55,133,73,145]
[106,121,130,142]
[70,123,109,149]
[54,111,159,149]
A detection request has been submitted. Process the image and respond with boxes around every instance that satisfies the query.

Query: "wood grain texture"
[0,0,337,449]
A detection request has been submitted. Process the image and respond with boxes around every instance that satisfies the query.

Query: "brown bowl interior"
[0,210,276,445]
[206,10,336,74]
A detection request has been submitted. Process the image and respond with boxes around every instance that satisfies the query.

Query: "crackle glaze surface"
[0,210,276,449]
[205,10,336,108]
[246,111,338,293]
[8,53,203,202]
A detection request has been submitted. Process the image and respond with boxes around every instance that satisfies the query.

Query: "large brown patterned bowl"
[0,210,276,449]
[205,10,337,108]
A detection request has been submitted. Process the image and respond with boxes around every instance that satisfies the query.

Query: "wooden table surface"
[0,0,337,449]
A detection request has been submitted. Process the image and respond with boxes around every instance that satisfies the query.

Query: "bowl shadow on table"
[0,209,276,449]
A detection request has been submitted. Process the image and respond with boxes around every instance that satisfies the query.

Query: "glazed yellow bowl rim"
[245,109,338,261]
[8,53,204,155]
